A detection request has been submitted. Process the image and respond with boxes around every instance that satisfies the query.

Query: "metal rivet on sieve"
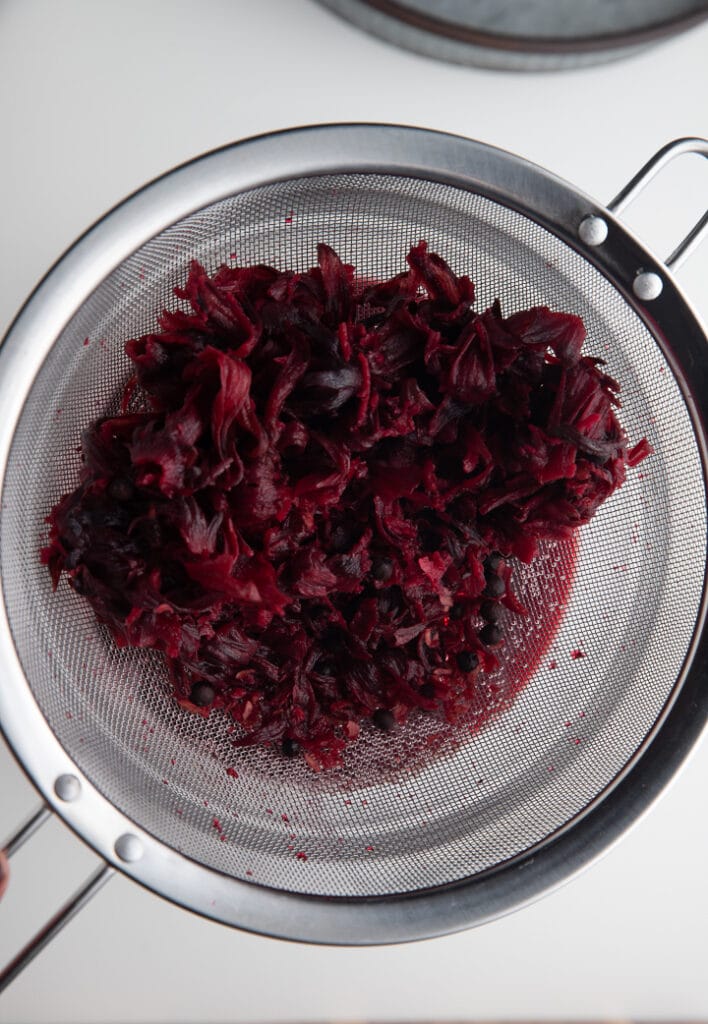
[54,774,81,802]
[633,271,663,301]
[578,215,608,246]
[114,834,144,863]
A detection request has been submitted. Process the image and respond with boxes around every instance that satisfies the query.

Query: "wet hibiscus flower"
[43,242,650,769]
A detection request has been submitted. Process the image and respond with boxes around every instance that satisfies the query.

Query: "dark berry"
[480,600,502,623]
[484,552,503,572]
[484,573,505,598]
[281,737,300,757]
[107,476,134,502]
[330,524,353,552]
[190,682,215,706]
[372,708,396,731]
[377,586,403,616]
[455,649,479,672]
[419,682,436,699]
[372,557,394,582]
[449,603,465,620]
[480,623,503,647]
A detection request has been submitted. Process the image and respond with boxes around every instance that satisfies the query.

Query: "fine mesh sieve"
[1,127,707,965]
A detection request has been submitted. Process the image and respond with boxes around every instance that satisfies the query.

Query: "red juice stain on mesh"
[473,534,579,726]
[41,242,650,771]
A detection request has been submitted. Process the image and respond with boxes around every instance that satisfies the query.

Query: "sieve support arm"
[1,806,114,993]
[3,804,52,858]
[608,136,708,270]
[0,862,114,994]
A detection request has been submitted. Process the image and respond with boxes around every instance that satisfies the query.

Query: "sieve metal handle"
[608,137,708,270]
[0,805,114,994]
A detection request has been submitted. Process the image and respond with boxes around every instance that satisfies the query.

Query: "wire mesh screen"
[1,172,705,897]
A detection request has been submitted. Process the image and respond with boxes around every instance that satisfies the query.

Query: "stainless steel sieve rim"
[1,125,707,952]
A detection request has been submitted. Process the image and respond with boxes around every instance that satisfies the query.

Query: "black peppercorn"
[480,623,503,647]
[372,708,396,731]
[480,600,502,623]
[484,573,505,598]
[107,477,134,502]
[372,557,394,582]
[330,524,352,552]
[455,650,479,672]
[484,552,503,572]
[190,682,215,707]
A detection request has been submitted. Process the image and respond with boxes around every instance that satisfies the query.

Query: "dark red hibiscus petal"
[42,242,650,767]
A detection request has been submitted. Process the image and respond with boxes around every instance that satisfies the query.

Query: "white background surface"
[1,2,708,1022]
